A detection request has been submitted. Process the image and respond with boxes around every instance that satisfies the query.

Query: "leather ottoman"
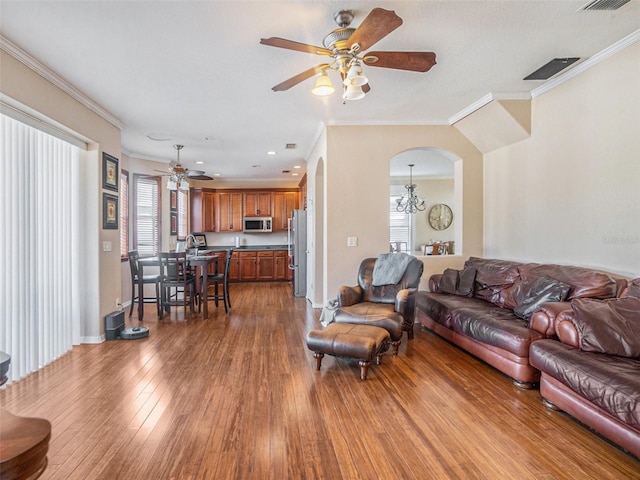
[306,323,391,380]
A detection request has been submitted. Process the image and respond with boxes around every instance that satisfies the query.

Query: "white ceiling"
[1,1,639,182]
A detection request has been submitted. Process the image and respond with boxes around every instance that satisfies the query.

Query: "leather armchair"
[334,257,424,353]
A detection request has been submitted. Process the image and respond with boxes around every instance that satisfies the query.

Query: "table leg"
[138,264,144,321]
[201,263,209,319]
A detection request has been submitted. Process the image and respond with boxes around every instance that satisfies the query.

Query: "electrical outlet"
[115,297,121,309]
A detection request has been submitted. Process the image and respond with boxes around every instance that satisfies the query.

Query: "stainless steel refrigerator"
[288,209,307,297]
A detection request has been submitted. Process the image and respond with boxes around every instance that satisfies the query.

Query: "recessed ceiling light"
[267,151,276,155]
[292,172,299,176]
[195,161,204,165]
[293,165,301,169]
[213,173,221,177]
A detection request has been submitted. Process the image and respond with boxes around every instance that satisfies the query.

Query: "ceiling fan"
[260,8,436,102]
[156,144,213,190]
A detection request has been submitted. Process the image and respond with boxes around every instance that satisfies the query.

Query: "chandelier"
[396,164,426,214]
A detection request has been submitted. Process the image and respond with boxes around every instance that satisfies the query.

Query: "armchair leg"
[358,360,370,380]
[313,352,324,370]
[391,341,400,355]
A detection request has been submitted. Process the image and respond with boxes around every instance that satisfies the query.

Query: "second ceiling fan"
[260,8,436,102]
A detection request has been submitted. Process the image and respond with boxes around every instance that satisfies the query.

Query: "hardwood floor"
[1,282,638,479]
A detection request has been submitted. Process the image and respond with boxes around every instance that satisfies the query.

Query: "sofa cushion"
[513,275,571,321]
[621,278,640,298]
[530,339,640,429]
[465,258,520,308]
[450,307,545,357]
[440,267,477,297]
[570,297,640,358]
[416,292,488,329]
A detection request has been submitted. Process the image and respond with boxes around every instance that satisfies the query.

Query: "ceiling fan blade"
[272,64,331,92]
[260,37,332,56]
[363,51,437,72]
[347,8,403,53]
[187,174,214,181]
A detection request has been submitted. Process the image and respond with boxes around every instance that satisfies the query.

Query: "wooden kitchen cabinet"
[216,192,243,232]
[190,189,216,232]
[272,191,299,231]
[228,251,240,281]
[274,250,287,280]
[238,251,257,280]
[243,192,272,217]
[257,251,274,280]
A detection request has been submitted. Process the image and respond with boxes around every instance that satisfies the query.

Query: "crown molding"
[0,35,125,130]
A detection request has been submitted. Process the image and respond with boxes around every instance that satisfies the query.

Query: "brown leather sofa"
[416,257,624,387]
[530,288,640,458]
[335,256,424,353]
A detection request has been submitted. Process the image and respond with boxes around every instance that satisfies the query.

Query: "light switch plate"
[103,241,112,252]
[347,236,358,247]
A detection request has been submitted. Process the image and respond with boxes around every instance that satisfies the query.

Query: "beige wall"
[1,50,121,342]
[483,41,640,277]
[323,125,483,300]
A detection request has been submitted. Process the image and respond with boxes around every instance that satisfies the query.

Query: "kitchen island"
[195,245,291,282]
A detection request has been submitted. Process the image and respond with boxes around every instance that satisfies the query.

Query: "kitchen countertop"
[196,245,288,253]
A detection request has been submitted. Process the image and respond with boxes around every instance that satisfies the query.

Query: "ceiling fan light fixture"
[344,84,366,101]
[346,61,368,86]
[311,71,335,96]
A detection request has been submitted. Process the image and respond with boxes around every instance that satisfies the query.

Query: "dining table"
[137,253,219,321]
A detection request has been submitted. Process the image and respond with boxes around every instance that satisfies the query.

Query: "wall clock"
[428,203,453,231]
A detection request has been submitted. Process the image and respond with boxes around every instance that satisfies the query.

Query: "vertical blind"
[134,175,160,256]
[120,170,129,258]
[0,113,82,384]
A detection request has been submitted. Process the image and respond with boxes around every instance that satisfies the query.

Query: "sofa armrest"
[529,301,572,337]
[555,310,580,348]
[428,274,444,293]
[395,288,417,316]
[338,285,363,308]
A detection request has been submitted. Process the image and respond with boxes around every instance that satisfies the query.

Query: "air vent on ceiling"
[580,0,630,10]
[524,57,580,80]
[285,143,297,149]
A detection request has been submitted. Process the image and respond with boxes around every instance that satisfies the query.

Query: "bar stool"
[159,252,196,319]
[128,250,161,318]
[201,248,233,313]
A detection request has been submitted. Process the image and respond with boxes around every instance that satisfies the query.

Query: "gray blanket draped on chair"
[372,252,413,286]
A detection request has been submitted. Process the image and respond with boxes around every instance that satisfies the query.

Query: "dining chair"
[128,250,161,318]
[201,248,234,313]
[158,252,196,319]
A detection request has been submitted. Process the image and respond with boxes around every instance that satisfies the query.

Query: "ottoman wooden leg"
[391,340,400,355]
[358,360,370,380]
[313,352,324,370]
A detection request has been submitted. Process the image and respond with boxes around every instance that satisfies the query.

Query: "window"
[177,189,188,239]
[120,169,129,258]
[389,194,412,251]
[133,175,161,256]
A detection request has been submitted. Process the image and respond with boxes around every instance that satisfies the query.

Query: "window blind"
[0,113,82,384]
[177,189,188,239]
[134,175,160,256]
[389,195,412,249]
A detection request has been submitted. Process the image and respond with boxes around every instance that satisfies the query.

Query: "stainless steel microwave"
[243,217,272,233]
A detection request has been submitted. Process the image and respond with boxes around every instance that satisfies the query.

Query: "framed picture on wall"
[170,190,177,212]
[102,152,119,191]
[170,212,177,235]
[103,193,118,229]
